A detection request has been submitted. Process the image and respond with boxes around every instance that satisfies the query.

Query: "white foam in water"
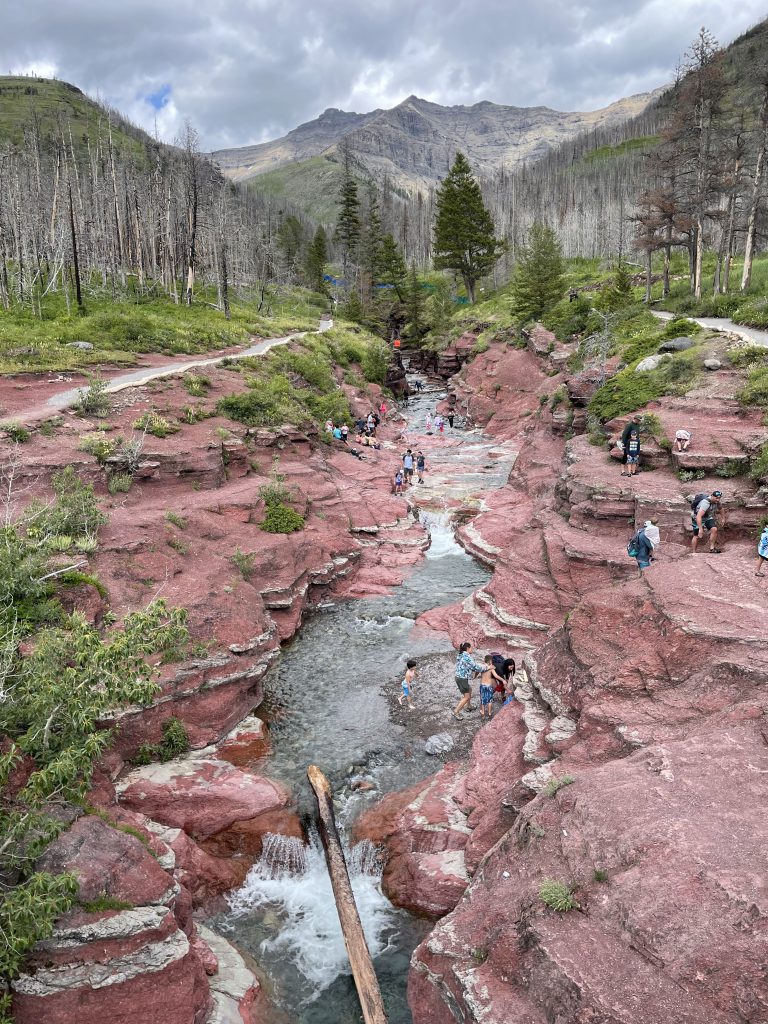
[422,516,465,559]
[227,831,397,998]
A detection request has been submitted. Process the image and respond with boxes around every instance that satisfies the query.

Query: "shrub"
[79,433,120,463]
[134,717,190,766]
[549,388,567,411]
[715,459,746,478]
[260,501,305,534]
[74,375,112,417]
[361,340,390,384]
[593,869,609,883]
[660,316,701,339]
[543,774,575,797]
[165,511,187,529]
[750,442,768,481]
[230,548,256,579]
[132,411,179,438]
[181,404,211,424]
[471,338,490,356]
[2,421,30,444]
[74,535,98,554]
[678,469,706,483]
[183,373,211,397]
[589,352,699,422]
[738,366,768,407]
[167,536,188,555]
[45,534,74,552]
[538,880,578,911]
[108,473,133,495]
[26,466,107,541]
[727,345,768,368]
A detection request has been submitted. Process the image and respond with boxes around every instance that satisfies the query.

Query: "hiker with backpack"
[627,523,654,570]
[690,490,723,553]
[755,524,768,576]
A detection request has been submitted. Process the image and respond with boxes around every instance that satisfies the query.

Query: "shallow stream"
[212,383,505,1023]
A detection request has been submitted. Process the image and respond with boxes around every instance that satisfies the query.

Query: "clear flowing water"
[213,381,504,1024]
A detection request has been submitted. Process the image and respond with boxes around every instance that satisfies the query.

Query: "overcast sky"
[3,1,766,150]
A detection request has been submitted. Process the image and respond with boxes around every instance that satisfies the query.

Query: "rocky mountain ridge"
[213,89,665,191]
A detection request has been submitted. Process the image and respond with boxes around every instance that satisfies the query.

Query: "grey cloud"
[1,0,765,149]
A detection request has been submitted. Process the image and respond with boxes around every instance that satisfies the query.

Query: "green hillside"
[248,153,355,223]
[0,76,153,157]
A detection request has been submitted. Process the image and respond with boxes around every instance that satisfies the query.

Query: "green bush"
[108,473,133,495]
[659,316,702,339]
[134,717,190,766]
[79,433,121,463]
[538,880,578,911]
[74,375,112,417]
[543,296,595,341]
[230,547,256,579]
[471,338,490,356]
[165,511,187,529]
[132,411,179,438]
[593,868,609,883]
[738,366,768,407]
[260,501,306,534]
[26,467,107,541]
[2,421,30,444]
[727,345,768,368]
[589,351,699,422]
[183,373,211,397]
[361,340,391,384]
[750,442,768,481]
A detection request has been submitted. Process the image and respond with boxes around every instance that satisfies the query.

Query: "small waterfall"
[226,830,396,1000]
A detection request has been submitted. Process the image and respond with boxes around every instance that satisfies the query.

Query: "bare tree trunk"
[741,85,768,291]
[307,766,387,1024]
[68,184,83,310]
[219,238,231,319]
[645,249,653,303]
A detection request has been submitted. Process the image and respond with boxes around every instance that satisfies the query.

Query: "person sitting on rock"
[332,425,343,442]
[620,415,642,477]
[755,524,768,576]
[675,429,691,452]
[691,490,723,554]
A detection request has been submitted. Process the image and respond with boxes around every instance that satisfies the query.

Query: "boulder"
[704,358,722,370]
[66,341,94,350]
[636,353,668,372]
[658,336,696,352]
[424,732,455,755]
[117,758,291,841]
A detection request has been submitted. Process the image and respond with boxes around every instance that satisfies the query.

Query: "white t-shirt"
[675,429,691,441]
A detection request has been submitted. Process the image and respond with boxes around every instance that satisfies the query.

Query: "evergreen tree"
[334,147,360,277]
[597,261,634,311]
[433,152,504,302]
[305,227,328,293]
[510,223,565,322]
[405,262,426,341]
[379,233,407,301]
[360,184,384,280]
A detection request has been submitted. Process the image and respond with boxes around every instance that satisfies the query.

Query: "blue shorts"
[692,515,715,536]
[479,684,494,706]
[626,454,639,465]
[402,681,411,697]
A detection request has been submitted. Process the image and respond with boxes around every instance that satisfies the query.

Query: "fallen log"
[307,764,388,1024]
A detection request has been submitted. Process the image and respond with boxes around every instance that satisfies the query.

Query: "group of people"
[628,489,732,571]
[397,642,518,722]
[425,412,454,433]
[394,448,426,493]
[325,403,388,447]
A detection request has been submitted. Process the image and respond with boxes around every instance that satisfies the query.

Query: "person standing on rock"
[447,411,455,428]
[425,412,433,433]
[402,449,415,485]
[690,490,723,553]
[416,450,426,484]
[394,468,404,495]
[620,415,641,477]
[453,641,485,719]
[398,659,417,711]
[479,656,505,721]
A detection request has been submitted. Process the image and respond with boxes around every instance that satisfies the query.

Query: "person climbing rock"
[620,415,642,477]
[675,429,691,452]
[628,523,654,571]
[643,517,660,560]
[479,656,504,721]
[690,490,723,553]
[755,524,768,576]
[453,641,485,719]
[398,659,416,711]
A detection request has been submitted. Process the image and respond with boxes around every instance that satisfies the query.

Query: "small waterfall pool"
[212,385,504,1023]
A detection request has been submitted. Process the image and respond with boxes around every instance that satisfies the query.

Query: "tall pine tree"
[433,152,503,302]
[334,146,361,278]
[305,226,328,293]
[510,223,565,322]
[379,233,407,301]
[405,261,426,341]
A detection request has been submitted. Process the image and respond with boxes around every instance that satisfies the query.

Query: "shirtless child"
[399,659,417,711]
[479,655,504,720]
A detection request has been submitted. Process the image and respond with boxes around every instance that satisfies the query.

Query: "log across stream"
[211,386,508,1023]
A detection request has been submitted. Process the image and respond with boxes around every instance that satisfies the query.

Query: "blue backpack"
[627,528,645,558]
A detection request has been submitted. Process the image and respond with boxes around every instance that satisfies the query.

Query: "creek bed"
[211,385,505,1023]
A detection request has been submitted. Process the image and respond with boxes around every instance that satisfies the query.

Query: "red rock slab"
[37,815,175,907]
[117,758,291,841]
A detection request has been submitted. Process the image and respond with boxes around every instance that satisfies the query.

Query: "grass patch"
[165,511,187,529]
[590,349,700,422]
[539,880,578,912]
[1,421,30,443]
[132,411,179,438]
[543,774,575,797]
[107,473,133,495]
[80,896,134,913]
[739,366,768,407]
[230,548,256,579]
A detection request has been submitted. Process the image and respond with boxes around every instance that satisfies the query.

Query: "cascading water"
[225,832,401,1004]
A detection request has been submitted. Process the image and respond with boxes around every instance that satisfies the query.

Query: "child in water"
[399,660,417,711]
[479,655,504,720]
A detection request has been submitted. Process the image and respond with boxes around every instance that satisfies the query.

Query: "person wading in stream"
[453,641,485,719]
